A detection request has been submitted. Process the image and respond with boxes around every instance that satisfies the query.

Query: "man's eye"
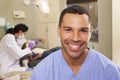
[65,28,71,31]
[81,29,88,32]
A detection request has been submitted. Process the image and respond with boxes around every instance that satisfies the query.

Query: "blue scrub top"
[30,49,120,80]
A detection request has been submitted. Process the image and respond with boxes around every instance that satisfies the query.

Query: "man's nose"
[71,31,80,41]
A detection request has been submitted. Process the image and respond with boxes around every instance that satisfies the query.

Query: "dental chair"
[20,46,61,68]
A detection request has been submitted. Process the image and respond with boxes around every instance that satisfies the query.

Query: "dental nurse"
[0,23,32,76]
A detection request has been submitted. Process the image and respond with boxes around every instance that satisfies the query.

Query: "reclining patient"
[20,41,61,68]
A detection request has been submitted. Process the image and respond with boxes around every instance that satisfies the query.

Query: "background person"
[20,41,61,68]
[30,5,120,80]
[0,23,32,76]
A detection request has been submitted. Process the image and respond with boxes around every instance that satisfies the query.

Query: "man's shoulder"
[35,49,62,67]
[90,48,118,69]
[90,49,110,61]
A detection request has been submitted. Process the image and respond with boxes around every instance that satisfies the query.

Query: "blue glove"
[28,42,35,49]
[35,40,39,44]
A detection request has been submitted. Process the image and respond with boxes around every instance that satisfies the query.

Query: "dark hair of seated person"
[5,28,15,34]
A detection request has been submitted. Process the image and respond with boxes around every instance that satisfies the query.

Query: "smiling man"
[57,10,92,75]
[30,5,120,80]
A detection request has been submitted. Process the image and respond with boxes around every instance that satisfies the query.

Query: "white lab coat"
[0,34,32,76]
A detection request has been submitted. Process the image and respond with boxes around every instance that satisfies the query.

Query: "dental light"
[23,0,31,5]
[23,0,50,13]
[33,0,50,14]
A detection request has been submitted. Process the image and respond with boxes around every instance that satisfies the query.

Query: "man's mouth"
[68,44,82,51]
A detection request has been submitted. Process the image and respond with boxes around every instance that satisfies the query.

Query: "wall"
[97,0,112,59]
[90,0,120,67]
[112,0,120,67]
[27,0,66,49]
[89,0,112,59]
[0,0,37,39]
[34,0,66,49]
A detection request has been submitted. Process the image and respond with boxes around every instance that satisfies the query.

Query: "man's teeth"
[69,44,79,48]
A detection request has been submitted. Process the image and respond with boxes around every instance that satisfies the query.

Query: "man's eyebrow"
[62,26,89,30]
[63,26,71,28]
[81,27,89,29]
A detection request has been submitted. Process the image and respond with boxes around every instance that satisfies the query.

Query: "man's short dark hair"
[14,23,28,33]
[59,5,90,26]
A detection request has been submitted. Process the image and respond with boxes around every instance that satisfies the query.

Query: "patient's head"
[22,42,36,49]
[22,42,29,49]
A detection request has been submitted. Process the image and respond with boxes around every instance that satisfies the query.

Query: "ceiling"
[67,0,97,4]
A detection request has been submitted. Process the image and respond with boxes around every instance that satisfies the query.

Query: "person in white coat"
[0,23,32,76]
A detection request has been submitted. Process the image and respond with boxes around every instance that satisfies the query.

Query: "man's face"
[57,13,92,59]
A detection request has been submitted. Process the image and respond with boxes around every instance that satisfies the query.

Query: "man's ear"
[89,24,93,38]
[57,25,60,37]
[90,24,93,34]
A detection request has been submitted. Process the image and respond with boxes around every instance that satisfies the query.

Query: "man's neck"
[64,49,89,75]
